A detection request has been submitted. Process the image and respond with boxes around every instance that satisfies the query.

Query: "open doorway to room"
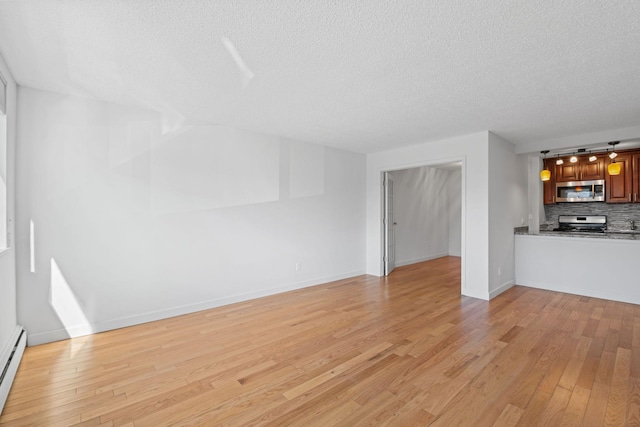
[383,162,462,283]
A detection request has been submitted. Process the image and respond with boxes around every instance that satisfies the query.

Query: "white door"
[384,172,396,276]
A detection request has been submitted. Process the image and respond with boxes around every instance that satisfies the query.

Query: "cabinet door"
[606,153,633,203]
[543,159,555,204]
[633,153,640,203]
[580,156,605,180]
[556,160,580,182]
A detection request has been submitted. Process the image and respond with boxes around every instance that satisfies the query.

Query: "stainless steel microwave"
[556,179,605,202]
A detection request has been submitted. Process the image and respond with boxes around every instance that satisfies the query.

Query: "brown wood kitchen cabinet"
[606,153,633,203]
[543,148,640,205]
[555,160,580,182]
[555,155,605,182]
[633,152,640,203]
[579,155,606,180]
[543,158,556,205]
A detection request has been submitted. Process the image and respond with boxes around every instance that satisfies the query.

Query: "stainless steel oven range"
[553,215,607,233]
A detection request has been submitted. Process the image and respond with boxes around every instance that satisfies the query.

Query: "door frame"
[383,172,395,276]
[378,157,465,292]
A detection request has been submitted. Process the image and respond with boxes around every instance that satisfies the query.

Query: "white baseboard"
[517,281,640,306]
[395,253,449,267]
[1,325,26,414]
[27,270,365,346]
[489,280,515,299]
[462,288,489,301]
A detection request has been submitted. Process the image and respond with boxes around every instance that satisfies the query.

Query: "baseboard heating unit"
[0,326,26,414]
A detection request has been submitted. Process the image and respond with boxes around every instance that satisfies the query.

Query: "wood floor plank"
[582,381,610,427]
[2,256,640,426]
[627,377,640,427]
[559,385,591,426]
[604,347,632,425]
[517,388,553,426]
[536,386,572,426]
[558,335,592,391]
[492,403,524,427]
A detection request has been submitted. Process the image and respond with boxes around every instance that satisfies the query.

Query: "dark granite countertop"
[514,226,640,240]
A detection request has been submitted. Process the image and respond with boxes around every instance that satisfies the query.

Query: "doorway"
[382,162,462,278]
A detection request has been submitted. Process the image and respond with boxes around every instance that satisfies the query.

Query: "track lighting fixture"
[541,142,628,177]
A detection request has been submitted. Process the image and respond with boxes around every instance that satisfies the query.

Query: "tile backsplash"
[545,203,640,230]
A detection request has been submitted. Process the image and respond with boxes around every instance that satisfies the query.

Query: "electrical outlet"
[498,267,501,276]
[295,262,301,272]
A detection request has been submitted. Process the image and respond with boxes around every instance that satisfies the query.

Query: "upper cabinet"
[606,153,633,203]
[634,153,640,203]
[555,155,605,182]
[543,159,556,205]
[579,156,606,180]
[543,151,636,205]
[555,161,580,182]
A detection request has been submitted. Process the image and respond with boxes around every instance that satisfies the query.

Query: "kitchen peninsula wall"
[545,202,640,230]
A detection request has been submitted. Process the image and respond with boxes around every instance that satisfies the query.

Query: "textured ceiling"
[0,0,639,153]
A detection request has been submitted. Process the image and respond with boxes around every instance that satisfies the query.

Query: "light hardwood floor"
[2,256,639,426]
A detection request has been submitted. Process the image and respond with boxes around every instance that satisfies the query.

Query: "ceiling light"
[607,142,621,175]
[608,141,620,160]
[539,150,551,181]
[570,155,578,163]
[556,156,563,165]
[589,154,597,162]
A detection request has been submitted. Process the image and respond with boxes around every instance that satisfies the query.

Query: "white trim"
[489,280,515,299]
[462,288,489,301]
[27,270,365,346]
[0,325,25,414]
[395,253,449,267]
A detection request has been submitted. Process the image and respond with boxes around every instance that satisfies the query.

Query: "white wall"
[448,169,462,256]
[488,133,528,297]
[0,53,17,366]
[0,116,6,249]
[526,156,543,233]
[390,166,460,266]
[16,87,366,345]
[367,132,489,299]
[516,235,640,305]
